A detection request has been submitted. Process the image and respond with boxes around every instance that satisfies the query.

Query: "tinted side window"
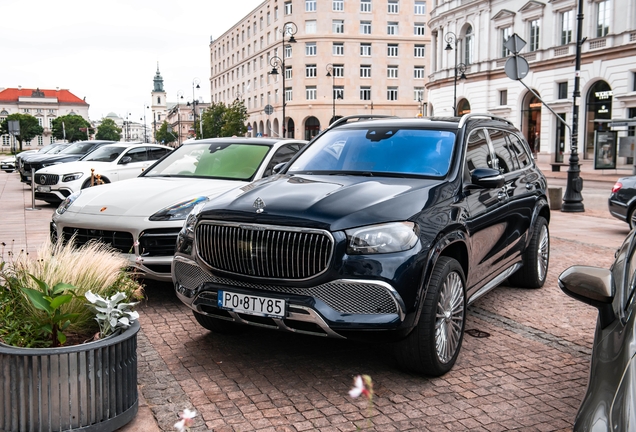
[506,133,532,168]
[264,143,304,176]
[465,129,492,177]
[148,147,171,161]
[488,129,518,173]
[126,147,149,162]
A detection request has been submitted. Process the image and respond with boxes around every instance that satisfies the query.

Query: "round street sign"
[264,104,274,115]
[504,56,529,81]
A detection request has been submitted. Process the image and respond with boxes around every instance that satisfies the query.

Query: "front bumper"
[173,256,408,340]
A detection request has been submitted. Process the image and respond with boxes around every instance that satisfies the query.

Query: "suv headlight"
[346,222,419,255]
[55,191,81,216]
[150,196,208,222]
[62,172,84,182]
[42,161,61,167]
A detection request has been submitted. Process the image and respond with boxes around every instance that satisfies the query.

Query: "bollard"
[548,187,562,211]
[26,168,41,211]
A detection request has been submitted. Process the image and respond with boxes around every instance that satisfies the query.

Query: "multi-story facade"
[165,100,210,146]
[95,113,150,143]
[427,0,636,165]
[210,0,432,140]
[0,87,90,149]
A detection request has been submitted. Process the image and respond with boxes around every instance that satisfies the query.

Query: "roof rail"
[458,113,514,129]
[326,114,396,131]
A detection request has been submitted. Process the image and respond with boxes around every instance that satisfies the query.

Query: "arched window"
[157,97,161,104]
[464,26,474,65]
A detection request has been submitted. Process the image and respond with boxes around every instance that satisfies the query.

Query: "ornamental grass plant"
[0,238,144,348]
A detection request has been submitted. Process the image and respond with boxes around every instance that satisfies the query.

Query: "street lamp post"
[142,105,149,143]
[176,91,184,146]
[444,32,467,116]
[326,63,336,123]
[268,21,297,137]
[189,78,200,139]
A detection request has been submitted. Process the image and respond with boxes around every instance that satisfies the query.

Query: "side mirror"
[470,168,505,189]
[119,156,132,165]
[272,162,287,174]
[558,265,616,328]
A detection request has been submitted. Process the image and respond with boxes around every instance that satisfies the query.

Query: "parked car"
[20,140,115,184]
[51,137,307,281]
[173,114,551,376]
[15,144,70,175]
[558,228,636,431]
[1,155,16,173]
[33,143,173,205]
[609,176,636,229]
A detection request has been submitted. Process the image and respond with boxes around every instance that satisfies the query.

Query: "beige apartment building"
[210,0,431,139]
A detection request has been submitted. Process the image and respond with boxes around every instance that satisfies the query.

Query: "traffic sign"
[8,120,20,136]
[504,33,526,55]
[264,104,274,115]
[505,55,529,81]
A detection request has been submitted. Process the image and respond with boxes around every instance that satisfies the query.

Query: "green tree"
[51,114,92,142]
[199,103,226,138]
[221,100,248,137]
[95,118,122,141]
[0,114,44,152]
[155,121,177,145]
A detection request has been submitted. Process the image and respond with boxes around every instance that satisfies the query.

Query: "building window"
[267,12,271,25]
[501,27,512,57]
[38,136,43,146]
[305,20,317,34]
[285,45,292,58]
[499,90,508,105]
[360,87,371,100]
[284,1,292,14]
[48,118,54,128]
[285,87,292,102]
[333,64,344,77]
[529,19,540,51]
[333,86,344,100]
[561,10,573,45]
[387,65,398,78]
[414,23,425,36]
[387,87,398,100]
[333,0,344,11]
[387,22,398,35]
[2,135,9,146]
[275,6,279,20]
[360,0,371,12]
[306,64,317,77]
[414,44,425,57]
[633,72,636,92]
[464,25,474,64]
[558,82,568,99]
[333,42,344,55]
[360,21,371,34]
[414,87,424,101]
[414,66,425,79]
[305,42,317,56]
[305,0,316,12]
[360,43,372,56]
[333,19,344,33]
[388,0,399,13]
[414,1,425,14]
[285,66,292,80]
[306,86,317,100]
[360,64,371,78]
[387,44,398,57]
[597,0,610,37]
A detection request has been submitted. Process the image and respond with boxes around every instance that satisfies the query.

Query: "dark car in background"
[559,228,636,431]
[15,143,70,177]
[20,140,114,184]
[609,176,636,229]
[173,114,551,376]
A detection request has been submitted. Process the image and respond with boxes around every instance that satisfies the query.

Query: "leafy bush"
[0,238,144,348]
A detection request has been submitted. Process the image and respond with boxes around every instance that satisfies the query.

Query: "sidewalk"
[535,153,633,184]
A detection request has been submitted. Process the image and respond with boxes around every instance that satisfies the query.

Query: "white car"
[50,137,307,281]
[33,143,173,204]
[1,155,16,173]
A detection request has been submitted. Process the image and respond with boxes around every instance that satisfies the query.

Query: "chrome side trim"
[467,262,522,306]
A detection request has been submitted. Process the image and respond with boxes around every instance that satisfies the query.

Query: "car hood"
[37,160,111,175]
[200,174,449,231]
[64,176,248,217]
[24,154,82,165]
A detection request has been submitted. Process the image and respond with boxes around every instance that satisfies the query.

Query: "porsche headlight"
[346,222,419,255]
[62,172,84,182]
[55,191,81,215]
[149,196,209,222]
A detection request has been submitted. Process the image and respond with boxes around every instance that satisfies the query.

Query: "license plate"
[26,176,31,181]
[0,165,10,169]
[36,185,51,193]
[218,290,286,318]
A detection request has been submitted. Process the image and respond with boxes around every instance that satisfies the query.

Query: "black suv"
[20,140,114,184]
[173,114,550,376]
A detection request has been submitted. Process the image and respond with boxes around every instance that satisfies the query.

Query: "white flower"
[174,408,197,432]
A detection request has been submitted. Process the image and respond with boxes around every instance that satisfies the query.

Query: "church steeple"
[153,62,164,92]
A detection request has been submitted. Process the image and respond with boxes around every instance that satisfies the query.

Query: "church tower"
[150,63,167,142]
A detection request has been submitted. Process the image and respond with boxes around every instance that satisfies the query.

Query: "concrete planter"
[0,320,139,432]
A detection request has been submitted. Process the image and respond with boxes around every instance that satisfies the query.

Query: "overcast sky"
[2,0,264,123]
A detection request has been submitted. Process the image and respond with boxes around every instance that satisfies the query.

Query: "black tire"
[393,256,466,376]
[628,207,636,230]
[508,216,549,288]
[193,311,246,334]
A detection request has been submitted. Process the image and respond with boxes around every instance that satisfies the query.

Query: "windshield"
[60,142,97,155]
[143,142,270,180]
[80,146,127,162]
[288,128,456,177]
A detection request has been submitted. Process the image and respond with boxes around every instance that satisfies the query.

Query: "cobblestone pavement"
[0,165,630,432]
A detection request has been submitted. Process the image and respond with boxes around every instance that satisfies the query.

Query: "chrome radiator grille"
[35,173,60,185]
[195,222,334,279]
